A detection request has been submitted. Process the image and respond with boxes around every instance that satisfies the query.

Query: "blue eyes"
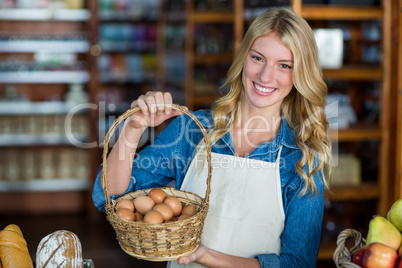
[250,55,293,69]
[280,64,292,69]
[251,55,263,61]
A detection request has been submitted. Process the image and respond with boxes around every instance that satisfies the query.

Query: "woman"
[92,7,331,268]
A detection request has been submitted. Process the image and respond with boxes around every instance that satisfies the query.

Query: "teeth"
[254,83,276,93]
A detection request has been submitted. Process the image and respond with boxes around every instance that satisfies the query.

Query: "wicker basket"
[101,104,213,261]
[333,229,366,268]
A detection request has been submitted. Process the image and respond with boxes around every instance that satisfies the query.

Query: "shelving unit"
[94,0,160,153]
[291,0,394,262]
[0,1,95,214]
[158,0,243,110]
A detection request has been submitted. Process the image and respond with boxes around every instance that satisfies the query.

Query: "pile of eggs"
[115,188,198,224]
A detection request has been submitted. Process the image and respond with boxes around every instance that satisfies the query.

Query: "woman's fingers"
[128,91,181,128]
[153,92,165,114]
[144,92,157,115]
[135,97,149,116]
[136,91,172,116]
[163,92,173,115]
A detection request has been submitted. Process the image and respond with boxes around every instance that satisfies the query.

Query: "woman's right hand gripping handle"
[129,91,183,130]
[103,91,184,195]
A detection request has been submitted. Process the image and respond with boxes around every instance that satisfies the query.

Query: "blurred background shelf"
[0,178,88,192]
[0,71,90,83]
[0,40,89,53]
[322,66,382,80]
[0,9,90,21]
[293,5,383,20]
[0,191,87,214]
[0,134,88,146]
[0,101,87,115]
[326,183,380,201]
[329,126,382,141]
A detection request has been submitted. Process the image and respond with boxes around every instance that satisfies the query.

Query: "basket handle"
[333,228,365,268]
[100,104,213,209]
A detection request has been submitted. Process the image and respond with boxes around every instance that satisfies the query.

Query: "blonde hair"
[209,7,331,195]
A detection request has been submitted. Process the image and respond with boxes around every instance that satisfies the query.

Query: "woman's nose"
[260,65,274,83]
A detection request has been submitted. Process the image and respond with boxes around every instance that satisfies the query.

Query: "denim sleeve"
[256,171,325,268]
[92,169,136,212]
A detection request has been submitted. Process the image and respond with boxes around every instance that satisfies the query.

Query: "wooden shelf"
[192,12,235,23]
[0,191,86,214]
[193,95,220,106]
[317,242,336,261]
[0,178,88,192]
[329,126,382,141]
[299,5,383,20]
[323,66,382,81]
[325,183,380,201]
[165,11,235,23]
[193,53,233,64]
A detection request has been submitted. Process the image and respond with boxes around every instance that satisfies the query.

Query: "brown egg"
[134,195,155,215]
[178,214,191,221]
[116,208,135,221]
[153,203,173,221]
[181,205,197,216]
[164,196,182,216]
[144,210,164,224]
[134,212,143,221]
[116,199,135,212]
[148,188,167,204]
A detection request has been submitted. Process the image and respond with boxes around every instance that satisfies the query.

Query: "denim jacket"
[92,109,325,268]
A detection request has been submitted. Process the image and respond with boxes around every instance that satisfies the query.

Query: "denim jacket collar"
[216,116,298,157]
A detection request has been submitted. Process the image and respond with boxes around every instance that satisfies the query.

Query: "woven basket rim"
[122,244,199,261]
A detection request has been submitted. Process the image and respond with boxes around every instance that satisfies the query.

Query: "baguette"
[0,224,33,268]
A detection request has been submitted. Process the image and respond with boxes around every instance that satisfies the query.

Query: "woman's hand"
[178,245,261,268]
[178,244,209,265]
[129,91,184,129]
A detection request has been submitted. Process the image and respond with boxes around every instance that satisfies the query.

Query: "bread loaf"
[36,230,83,268]
[0,224,33,268]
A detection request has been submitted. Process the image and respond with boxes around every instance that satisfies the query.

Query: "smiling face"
[241,32,294,116]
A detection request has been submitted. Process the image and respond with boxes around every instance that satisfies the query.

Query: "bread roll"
[0,224,33,268]
[36,230,83,268]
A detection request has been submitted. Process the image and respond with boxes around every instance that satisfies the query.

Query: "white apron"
[167,146,285,268]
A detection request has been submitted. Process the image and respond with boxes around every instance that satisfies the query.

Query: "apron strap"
[275,144,283,166]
